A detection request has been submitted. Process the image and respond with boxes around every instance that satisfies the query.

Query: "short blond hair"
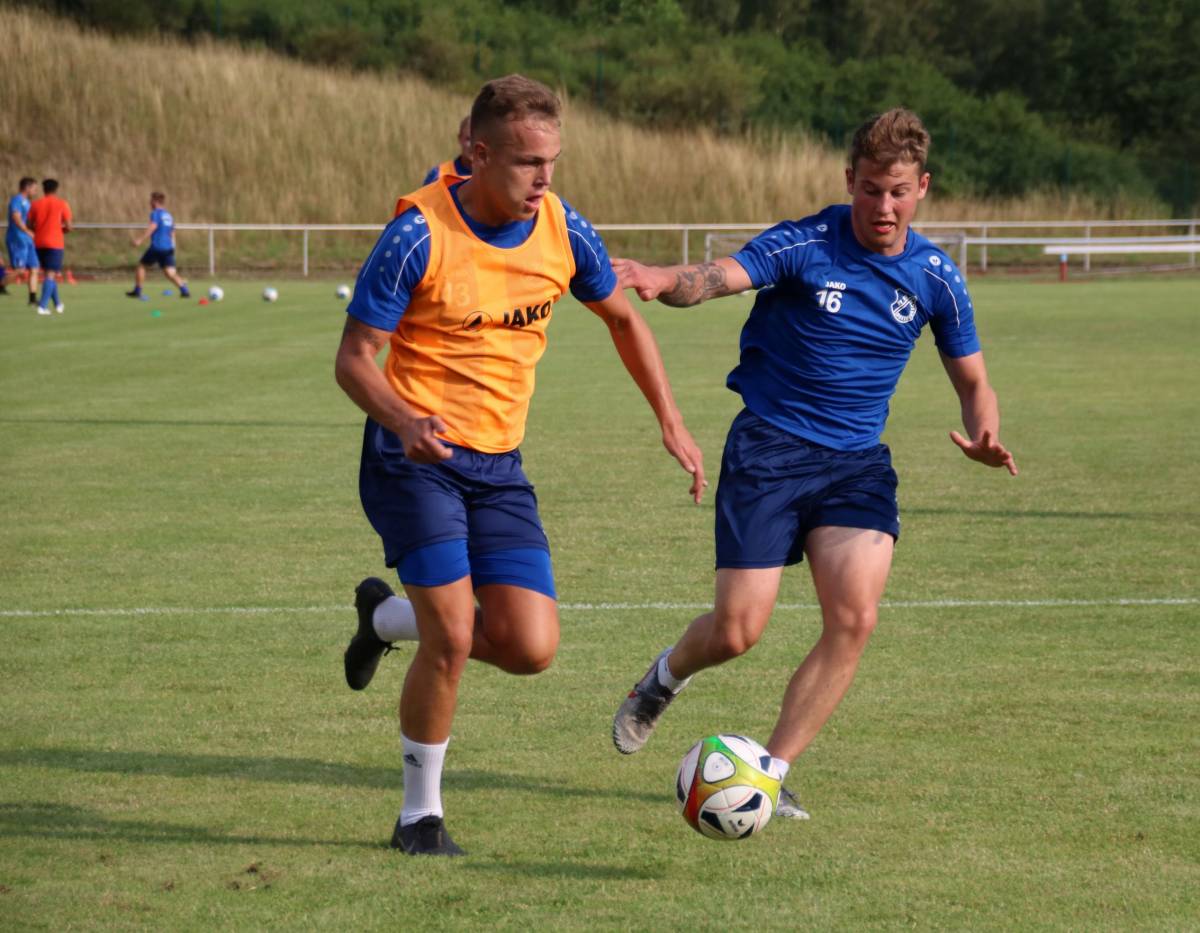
[849,109,930,172]
[470,74,560,143]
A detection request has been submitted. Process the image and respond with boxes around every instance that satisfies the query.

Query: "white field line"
[0,597,1195,619]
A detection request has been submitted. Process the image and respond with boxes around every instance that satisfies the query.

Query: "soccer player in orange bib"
[335,74,706,856]
[420,115,473,186]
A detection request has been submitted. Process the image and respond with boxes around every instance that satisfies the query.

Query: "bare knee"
[707,609,767,662]
[507,646,556,675]
[823,606,878,646]
[498,625,559,675]
[419,625,474,678]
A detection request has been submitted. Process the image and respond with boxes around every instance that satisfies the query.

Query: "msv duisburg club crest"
[890,289,919,324]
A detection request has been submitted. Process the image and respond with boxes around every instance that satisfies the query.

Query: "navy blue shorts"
[140,246,176,268]
[35,247,63,272]
[7,235,37,269]
[359,418,555,596]
[715,409,900,569]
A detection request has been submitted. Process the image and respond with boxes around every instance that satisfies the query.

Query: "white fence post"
[208,226,215,276]
[1084,224,1092,273]
[303,229,310,278]
[980,224,988,273]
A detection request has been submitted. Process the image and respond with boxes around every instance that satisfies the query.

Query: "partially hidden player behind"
[421,115,473,186]
[26,178,72,316]
[610,109,1017,820]
[335,74,706,856]
[127,192,190,300]
[7,177,40,305]
[393,116,474,218]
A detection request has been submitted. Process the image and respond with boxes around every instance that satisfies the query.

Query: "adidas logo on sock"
[403,753,421,768]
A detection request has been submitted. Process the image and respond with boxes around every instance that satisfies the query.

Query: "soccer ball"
[207,285,224,302]
[262,287,279,302]
[335,284,351,300]
[675,734,782,840]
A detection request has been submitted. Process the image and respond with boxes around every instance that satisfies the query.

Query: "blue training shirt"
[7,194,31,240]
[150,208,175,251]
[348,184,617,332]
[729,203,980,451]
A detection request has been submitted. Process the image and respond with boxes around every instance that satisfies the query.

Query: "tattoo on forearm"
[341,314,390,352]
[661,262,728,307]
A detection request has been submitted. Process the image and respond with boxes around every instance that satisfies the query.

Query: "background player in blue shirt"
[6,177,40,305]
[127,192,190,299]
[611,109,1016,819]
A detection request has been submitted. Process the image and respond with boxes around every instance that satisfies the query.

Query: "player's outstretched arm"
[334,315,452,462]
[585,288,707,503]
[940,351,1018,476]
[131,221,155,248]
[611,256,751,307]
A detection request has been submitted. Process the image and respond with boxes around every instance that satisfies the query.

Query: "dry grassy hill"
[2,7,1158,273]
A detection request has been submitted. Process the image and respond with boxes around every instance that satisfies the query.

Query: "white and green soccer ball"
[676,734,782,840]
[207,285,224,301]
[262,286,279,302]
[335,283,351,300]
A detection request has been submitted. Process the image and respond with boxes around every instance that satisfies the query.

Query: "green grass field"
[1,277,1197,930]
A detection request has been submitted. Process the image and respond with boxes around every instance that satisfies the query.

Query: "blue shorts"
[140,246,176,268]
[359,418,556,597]
[7,235,37,269]
[35,247,63,272]
[715,409,900,569]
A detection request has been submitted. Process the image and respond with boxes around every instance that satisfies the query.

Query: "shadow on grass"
[0,803,668,878]
[0,416,350,431]
[0,747,666,804]
[0,801,378,850]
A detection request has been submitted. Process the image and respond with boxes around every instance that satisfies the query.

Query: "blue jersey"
[150,208,175,250]
[7,194,31,240]
[730,204,980,451]
[349,184,617,332]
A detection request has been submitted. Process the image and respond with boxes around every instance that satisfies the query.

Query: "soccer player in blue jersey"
[127,192,190,299]
[421,115,473,185]
[7,177,40,306]
[336,75,705,856]
[611,109,1017,819]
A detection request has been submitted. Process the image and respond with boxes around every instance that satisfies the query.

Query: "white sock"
[657,650,691,693]
[772,757,790,779]
[373,595,418,642]
[400,734,448,826]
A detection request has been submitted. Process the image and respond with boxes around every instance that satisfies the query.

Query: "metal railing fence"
[71,219,1200,277]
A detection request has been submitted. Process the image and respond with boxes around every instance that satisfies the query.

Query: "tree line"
[26,0,1200,212]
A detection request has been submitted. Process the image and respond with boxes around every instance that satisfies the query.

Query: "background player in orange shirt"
[421,115,473,185]
[26,177,72,315]
[335,75,706,856]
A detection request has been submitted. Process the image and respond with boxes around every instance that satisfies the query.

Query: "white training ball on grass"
[262,287,279,302]
[207,285,224,301]
[336,284,351,300]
